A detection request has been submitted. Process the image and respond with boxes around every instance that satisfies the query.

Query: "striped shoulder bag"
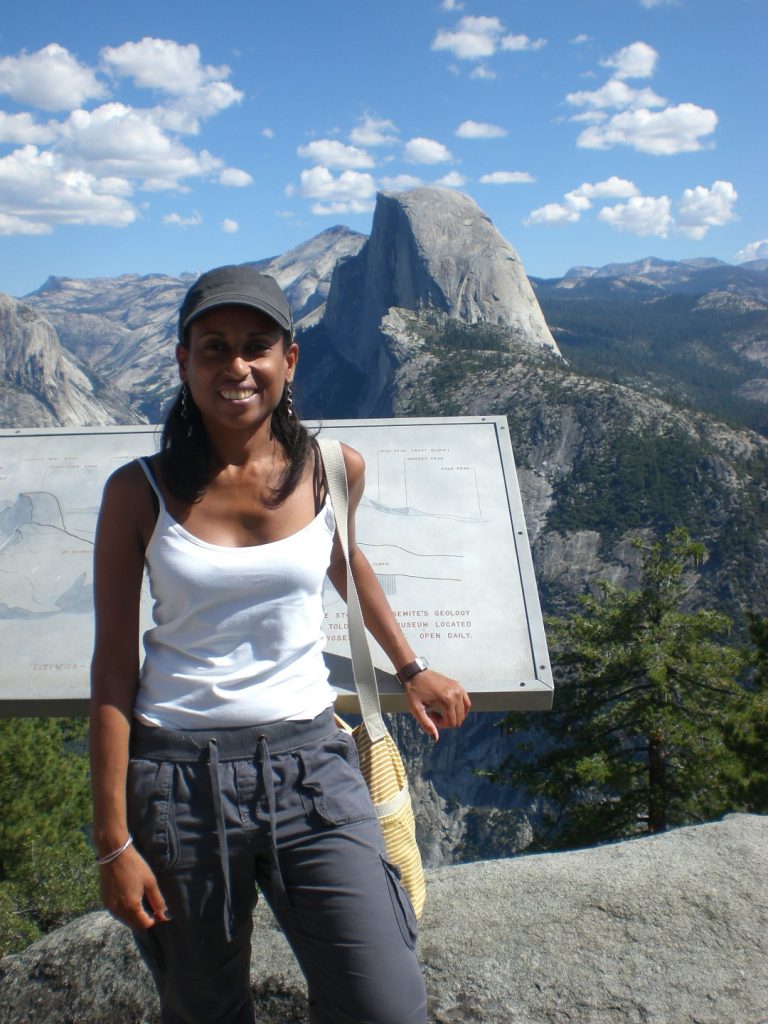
[317,438,426,919]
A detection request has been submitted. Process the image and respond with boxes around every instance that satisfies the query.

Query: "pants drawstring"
[207,739,235,942]
[258,734,289,911]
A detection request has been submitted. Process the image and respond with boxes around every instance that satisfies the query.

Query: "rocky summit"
[315,187,559,412]
[249,223,367,325]
[1,814,765,1024]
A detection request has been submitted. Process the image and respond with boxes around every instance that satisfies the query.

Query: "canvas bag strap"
[317,438,388,742]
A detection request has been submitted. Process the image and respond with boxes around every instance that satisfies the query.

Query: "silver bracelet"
[95,834,134,865]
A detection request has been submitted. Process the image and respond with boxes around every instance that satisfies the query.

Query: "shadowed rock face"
[322,187,559,383]
[1,815,765,1024]
[0,294,141,427]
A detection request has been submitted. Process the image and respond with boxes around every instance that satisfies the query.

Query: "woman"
[89,264,470,1024]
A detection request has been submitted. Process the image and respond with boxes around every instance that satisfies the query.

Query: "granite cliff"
[304,187,559,414]
[0,294,140,427]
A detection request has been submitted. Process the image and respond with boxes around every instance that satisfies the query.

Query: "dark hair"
[160,331,315,508]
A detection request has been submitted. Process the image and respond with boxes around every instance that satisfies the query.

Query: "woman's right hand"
[98,845,170,930]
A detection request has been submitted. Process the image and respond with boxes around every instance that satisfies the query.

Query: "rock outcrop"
[315,187,559,412]
[251,224,367,324]
[0,294,141,427]
[2,815,765,1024]
[22,273,192,424]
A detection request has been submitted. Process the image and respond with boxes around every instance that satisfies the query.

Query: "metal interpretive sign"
[0,417,552,716]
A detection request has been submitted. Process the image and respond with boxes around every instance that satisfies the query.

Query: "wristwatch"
[395,656,429,687]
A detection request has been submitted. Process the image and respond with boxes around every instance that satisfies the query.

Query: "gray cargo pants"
[127,708,427,1024]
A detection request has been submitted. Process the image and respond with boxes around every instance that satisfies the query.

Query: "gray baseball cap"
[178,265,293,341]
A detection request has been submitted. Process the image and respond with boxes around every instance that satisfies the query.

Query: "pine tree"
[0,717,98,954]
[722,612,768,812]
[492,530,749,850]
[0,717,91,875]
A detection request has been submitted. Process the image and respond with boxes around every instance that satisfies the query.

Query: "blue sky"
[0,0,765,296]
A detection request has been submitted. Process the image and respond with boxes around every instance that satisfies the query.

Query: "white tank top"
[135,458,337,729]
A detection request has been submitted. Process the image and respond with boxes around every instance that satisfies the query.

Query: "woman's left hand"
[403,669,471,740]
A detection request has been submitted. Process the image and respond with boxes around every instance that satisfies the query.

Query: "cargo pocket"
[126,758,179,872]
[381,855,418,949]
[297,733,375,827]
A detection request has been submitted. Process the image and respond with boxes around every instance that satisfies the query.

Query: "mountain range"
[2,185,767,862]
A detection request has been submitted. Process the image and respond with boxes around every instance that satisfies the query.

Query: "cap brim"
[182,293,292,334]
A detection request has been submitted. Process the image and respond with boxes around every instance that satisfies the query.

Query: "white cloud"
[311,200,376,215]
[527,178,640,227]
[0,111,57,144]
[154,82,243,135]
[601,41,658,80]
[219,167,253,187]
[597,195,673,237]
[0,144,137,231]
[675,180,737,239]
[432,17,547,61]
[0,39,253,235]
[525,177,735,241]
[350,115,399,147]
[470,64,497,80]
[262,128,274,139]
[501,34,547,52]
[526,202,582,226]
[479,170,535,184]
[0,212,53,236]
[641,0,678,7]
[432,16,503,60]
[299,164,376,214]
[572,176,640,200]
[162,211,202,227]
[527,184,606,225]
[571,34,591,45]
[735,240,768,263]
[56,103,224,188]
[567,79,666,110]
[0,44,107,111]
[378,174,423,190]
[577,103,717,155]
[404,137,453,164]
[435,171,467,188]
[100,38,230,96]
[456,119,507,139]
[221,218,239,233]
[562,192,592,214]
[297,139,374,169]
[441,0,464,9]
[97,40,243,138]
[570,111,608,124]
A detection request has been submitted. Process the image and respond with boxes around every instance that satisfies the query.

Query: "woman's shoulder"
[339,442,365,489]
[100,458,159,541]
[104,455,155,494]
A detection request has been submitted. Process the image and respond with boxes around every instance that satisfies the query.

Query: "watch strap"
[396,656,428,686]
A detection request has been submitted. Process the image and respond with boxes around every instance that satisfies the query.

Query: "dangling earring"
[285,381,294,419]
[180,382,193,437]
